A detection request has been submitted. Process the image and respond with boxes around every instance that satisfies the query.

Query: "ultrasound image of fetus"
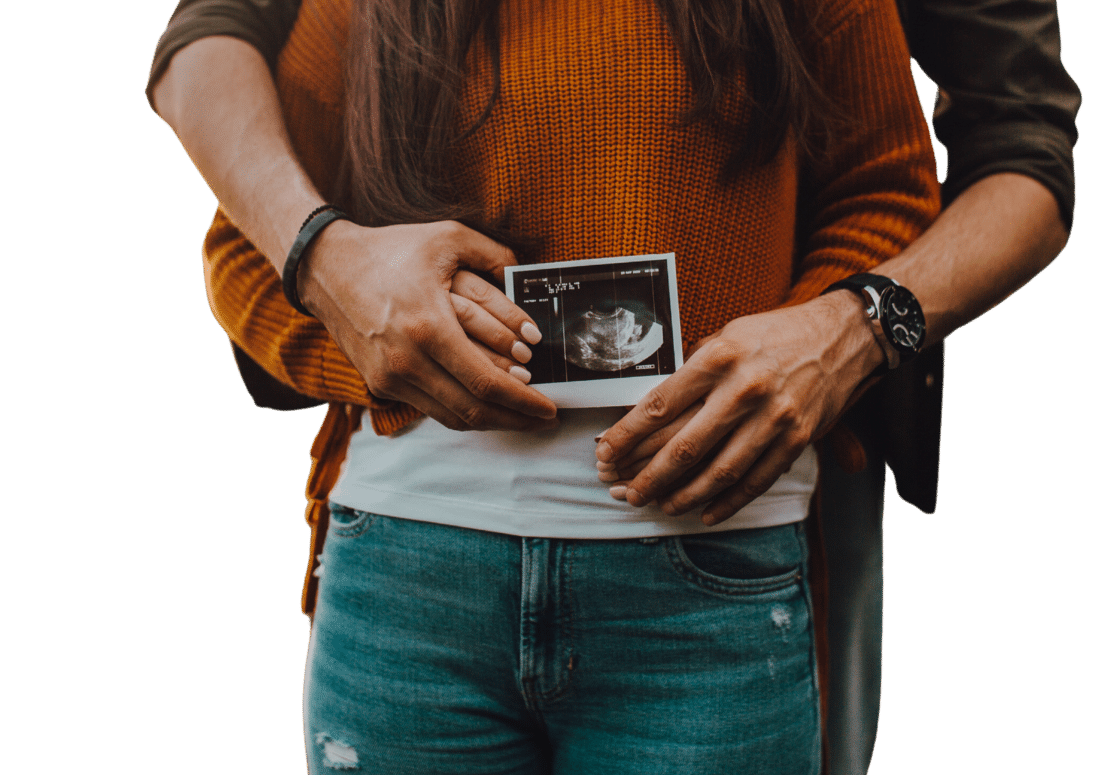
[564,303,664,372]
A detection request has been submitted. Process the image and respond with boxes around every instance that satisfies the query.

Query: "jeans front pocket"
[665,522,805,597]
[327,503,378,538]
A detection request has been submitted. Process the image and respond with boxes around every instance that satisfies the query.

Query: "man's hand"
[300,218,558,431]
[594,292,883,524]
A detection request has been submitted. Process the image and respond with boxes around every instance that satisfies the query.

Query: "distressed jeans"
[304,507,821,774]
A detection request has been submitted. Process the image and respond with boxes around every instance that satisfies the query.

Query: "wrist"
[815,290,887,380]
[269,195,329,271]
[295,218,363,318]
[822,273,927,371]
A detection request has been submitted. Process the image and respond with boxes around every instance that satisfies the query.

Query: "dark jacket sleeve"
[146,0,302,108]
[897,0,1080,229]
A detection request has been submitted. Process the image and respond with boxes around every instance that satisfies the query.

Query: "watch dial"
[883,286,925,351]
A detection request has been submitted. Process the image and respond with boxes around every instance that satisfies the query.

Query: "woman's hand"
[447,268,541,384]
[299,219,558,431]
[594,292,883,524]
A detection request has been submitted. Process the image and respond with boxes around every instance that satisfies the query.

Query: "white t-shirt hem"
[328,481,811,538]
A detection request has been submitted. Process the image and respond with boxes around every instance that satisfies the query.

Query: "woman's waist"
[327,408,818,538]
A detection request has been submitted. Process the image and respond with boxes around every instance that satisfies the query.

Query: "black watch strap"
[823,273,926,369]
[824,272,899,296]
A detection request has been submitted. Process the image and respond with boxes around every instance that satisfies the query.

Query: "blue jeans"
[304,507,821,774]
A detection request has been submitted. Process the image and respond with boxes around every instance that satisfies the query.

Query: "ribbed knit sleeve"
[782,0,941,307]
[202,210,371,402]
[202,209,424,433]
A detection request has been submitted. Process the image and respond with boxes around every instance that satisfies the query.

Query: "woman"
[152,0,939,771]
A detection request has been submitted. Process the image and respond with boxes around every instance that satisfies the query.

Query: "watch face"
[881,286,925,353]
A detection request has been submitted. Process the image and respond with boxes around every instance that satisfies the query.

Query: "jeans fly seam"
[537,541,574,706]
[518,538,539,712]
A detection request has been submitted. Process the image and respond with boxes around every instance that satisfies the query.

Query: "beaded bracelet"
[282,206,349,316]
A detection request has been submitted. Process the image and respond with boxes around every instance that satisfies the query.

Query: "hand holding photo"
[504,254,684,407]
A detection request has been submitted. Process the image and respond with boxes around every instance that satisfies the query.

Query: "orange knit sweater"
[201,0,939,613]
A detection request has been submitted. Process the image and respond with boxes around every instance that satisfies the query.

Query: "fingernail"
[511,341,533,363]
[595,460,615,472]
[595,440,613,462]
[509,365,532,384]
[598,469,619,482]
[593,429,611,443]
[520,321,542,344]
[626,489,649,507]
[609,485,628,500]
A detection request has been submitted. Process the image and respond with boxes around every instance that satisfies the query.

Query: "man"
[148,1,1079,772]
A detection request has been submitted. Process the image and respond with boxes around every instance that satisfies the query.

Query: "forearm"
[873,173,1068,348]
[152,36,372,403]
[152,35,323,273]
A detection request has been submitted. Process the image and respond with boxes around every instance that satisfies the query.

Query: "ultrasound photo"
[505,254,683,407]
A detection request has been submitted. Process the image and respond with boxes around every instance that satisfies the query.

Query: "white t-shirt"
[328,407,817,538]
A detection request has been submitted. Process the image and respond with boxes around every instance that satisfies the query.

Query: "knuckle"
[736,381,763,404]
[753,362,780,385]
[740,477,772,501]
[436,219,463,239]
[786,424,813,448]
[769,396,799,425]
[642,389,671,421]
[702,338,736,368]
[403,315,434,345]
[669,437,702,467]
[462,278,493,305]
[449,294,473,323]
[785,426,811,453]
[709,462,745,489]
[490,329,513,352]
[367,371,397,399]
[466,371,499,400]
[738,369,777,403]
[459,403,490,429]
[384,350,417,380]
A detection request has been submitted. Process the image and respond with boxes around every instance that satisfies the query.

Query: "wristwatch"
[823,273,926,369]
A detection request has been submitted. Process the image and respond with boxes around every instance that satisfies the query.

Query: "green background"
[4,3,1088,769]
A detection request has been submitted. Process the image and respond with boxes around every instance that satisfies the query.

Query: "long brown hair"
[340,0,832,231]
